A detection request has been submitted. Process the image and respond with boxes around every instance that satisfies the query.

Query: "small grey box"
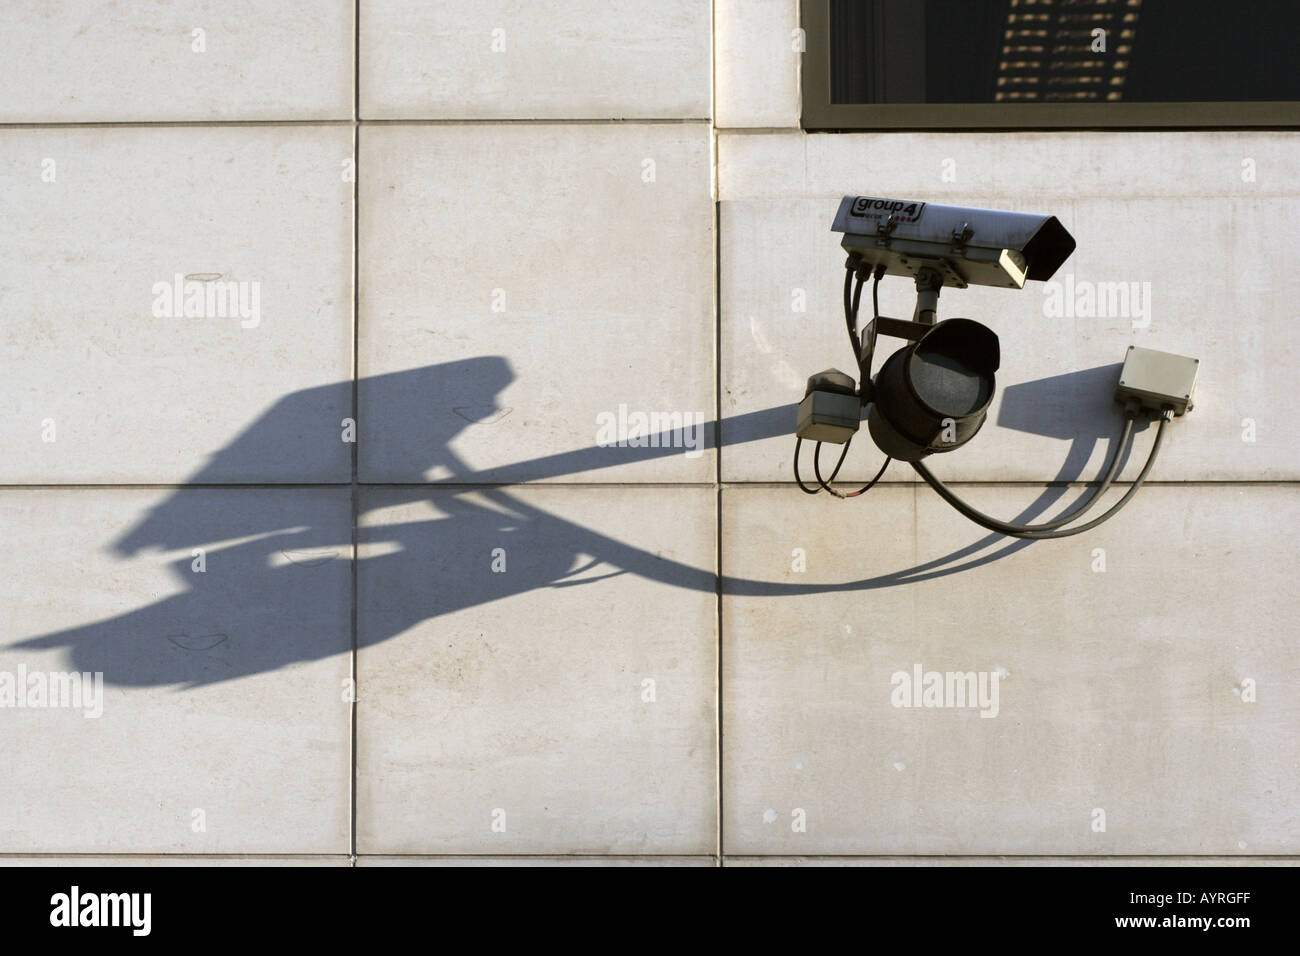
[1115,346,1199,416]
[797,390,861,444]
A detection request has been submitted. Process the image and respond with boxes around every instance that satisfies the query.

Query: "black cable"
[913,411,1135,532]
[843,265,860,359]
[872,265,882,323]
[926,412,1136,533]
[912,411,1170,539]
[806,265,865,498]
[793,436,821,494]
[795,436,852,494]
[860,266,883,382]
[1019,412,1134,528]
[842,455,892,498]
[850,272,865,375]
[1013,413,1169,539]
[814,442,890,499]
[798,261,887,499]
[812,438,852,493]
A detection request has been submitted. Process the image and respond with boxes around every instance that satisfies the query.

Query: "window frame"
[801,0,1300,131]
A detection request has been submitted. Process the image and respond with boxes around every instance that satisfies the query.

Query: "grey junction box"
[797,369,862,444]
[1115,345,1199,416]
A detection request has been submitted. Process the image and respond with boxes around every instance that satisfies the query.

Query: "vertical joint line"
[349,0,360,864]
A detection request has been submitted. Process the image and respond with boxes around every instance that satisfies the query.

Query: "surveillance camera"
[795,195,1198,539]
[831,195,1076,290]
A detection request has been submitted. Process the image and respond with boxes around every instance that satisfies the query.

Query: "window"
[803,0,1300,129]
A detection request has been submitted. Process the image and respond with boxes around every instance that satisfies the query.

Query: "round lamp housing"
[867,318,1000,461]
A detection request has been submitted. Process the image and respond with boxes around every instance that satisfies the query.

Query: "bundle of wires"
[794,262,889,499]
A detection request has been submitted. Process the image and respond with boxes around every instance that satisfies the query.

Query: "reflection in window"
[830,0,1300,106]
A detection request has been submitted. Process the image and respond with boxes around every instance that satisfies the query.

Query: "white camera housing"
[831,196,1076,290]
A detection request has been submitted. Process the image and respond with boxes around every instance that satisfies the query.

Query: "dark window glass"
[830,0,1300,106]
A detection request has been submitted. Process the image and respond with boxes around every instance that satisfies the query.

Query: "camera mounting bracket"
[856,267,950,378]
[912,266,944,325]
